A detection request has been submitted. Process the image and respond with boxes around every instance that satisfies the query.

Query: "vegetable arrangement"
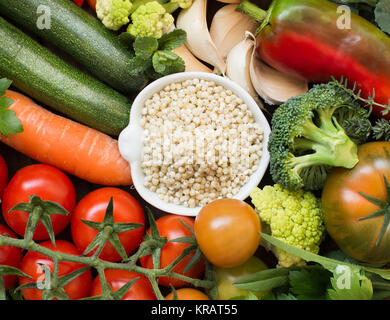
[0,0,390,303]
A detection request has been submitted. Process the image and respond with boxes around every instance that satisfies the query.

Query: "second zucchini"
[0,17,131,136]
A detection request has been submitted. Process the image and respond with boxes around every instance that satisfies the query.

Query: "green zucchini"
[0,17,131,136]
[0,0,146,94]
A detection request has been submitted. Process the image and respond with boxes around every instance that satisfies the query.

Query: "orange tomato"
[194,199,261,268]
[165,288,210,300]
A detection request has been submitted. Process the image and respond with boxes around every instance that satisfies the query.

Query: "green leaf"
[0,78,23,136]
[260,232,390,281]
[375,0,390,34]
[0,78,12,95]
[40,200,69,216]
[108,232,128,261]
[276,293,297,300]
[103,197,114,225]
[169,236,196,245]
[229,292,260,300]
[113,222,144,234]
[158,29,187,51]
[82,231,106,256]
[152,50,185,76]
[128,56,151,77]
[183,247,202,273]
[234,267,291,292]
[113,277,139,300]
[134,36,159,60]
[40,214,56,247]
[118,32,136,50]
[0,97,23,136]
[57,266,91,288]
[326,268,373,300]
[0,265,32,279]
[289,267,331,300]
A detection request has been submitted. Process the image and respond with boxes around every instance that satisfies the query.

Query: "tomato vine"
[0,199,216,300]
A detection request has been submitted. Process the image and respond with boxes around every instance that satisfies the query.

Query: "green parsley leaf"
[375,0,390,34]
[133,37,159,60]
[289,267,332,300]
[0,79,23,136]
[158,29,187,51]
[326,267,373,300]
[152,50,185,76]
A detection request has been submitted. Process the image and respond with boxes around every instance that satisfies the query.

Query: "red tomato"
[140,215,205,288]
[2,164,76,240]
[71,187,145,262]
[90,269,156,300]
[0,224,22,290]
[18,240,92,300]
[0,154,8,198]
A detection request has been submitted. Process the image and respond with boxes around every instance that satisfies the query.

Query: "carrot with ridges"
[1,90,132,186]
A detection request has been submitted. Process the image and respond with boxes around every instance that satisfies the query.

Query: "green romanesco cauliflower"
[127,1,174,39]
[96,0,133,31]
[250,184,325,268]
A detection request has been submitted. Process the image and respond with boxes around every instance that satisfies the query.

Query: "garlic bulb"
[173,44,213,73]
[248,33,309,105]
[176,0,226,74]
[210,4,259,61]
[226,38,260,103]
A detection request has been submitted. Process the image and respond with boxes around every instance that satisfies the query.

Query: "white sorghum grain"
[141,78,264,208]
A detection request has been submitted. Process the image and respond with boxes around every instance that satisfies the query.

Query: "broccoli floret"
[96,0,133,31]
[269,81,369,191]
[127,1,174,39]
[250,184,325,268]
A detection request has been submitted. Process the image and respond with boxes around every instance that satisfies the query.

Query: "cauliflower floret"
[170,0,193,9]
[127,1,174,39]
[250,184,325,268]
[96,0,133,31]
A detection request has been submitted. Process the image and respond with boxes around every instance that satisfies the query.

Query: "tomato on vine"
[0,224,22,290]
[140,215,205,288]
[18,240,92,300]
[90,269,156,300]
[2,164,76,240]
[71,187,145,262]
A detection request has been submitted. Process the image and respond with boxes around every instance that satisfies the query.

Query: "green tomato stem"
[0,234,213,299]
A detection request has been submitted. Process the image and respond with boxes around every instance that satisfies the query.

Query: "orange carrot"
[1,90,132,186]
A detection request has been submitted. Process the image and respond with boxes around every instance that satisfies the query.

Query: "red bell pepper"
[238,0,390,119]
[73,0,84,6]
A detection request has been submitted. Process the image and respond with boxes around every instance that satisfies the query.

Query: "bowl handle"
[118,123,143,165]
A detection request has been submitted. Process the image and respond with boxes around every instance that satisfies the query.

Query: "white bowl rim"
[118,72,271,216]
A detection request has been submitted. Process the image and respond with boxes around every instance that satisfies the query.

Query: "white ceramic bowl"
[118,72,271,216]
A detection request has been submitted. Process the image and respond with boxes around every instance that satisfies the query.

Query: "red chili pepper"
[73,0,84,6]
[238,0,390,119]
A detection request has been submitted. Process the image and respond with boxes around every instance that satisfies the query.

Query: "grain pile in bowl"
[140,78,264,208]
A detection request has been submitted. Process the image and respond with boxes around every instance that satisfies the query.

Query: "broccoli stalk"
[269,81,369,191]
[291,112,359,169]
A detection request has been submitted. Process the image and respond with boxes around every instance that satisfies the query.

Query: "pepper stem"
[236,0,268,23]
